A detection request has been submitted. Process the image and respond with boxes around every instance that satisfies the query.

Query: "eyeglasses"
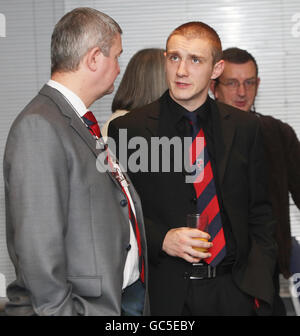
[218,78,258,90]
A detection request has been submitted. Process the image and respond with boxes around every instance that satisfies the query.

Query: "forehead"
[221,60,256,79]
[167,34,212,58]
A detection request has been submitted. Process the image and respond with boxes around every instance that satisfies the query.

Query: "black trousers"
[182,273,255,316]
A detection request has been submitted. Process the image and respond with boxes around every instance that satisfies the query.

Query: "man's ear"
[211,60,224,80]
[85,46,102,72]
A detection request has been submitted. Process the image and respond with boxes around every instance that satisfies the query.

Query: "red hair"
[166,21,222,64]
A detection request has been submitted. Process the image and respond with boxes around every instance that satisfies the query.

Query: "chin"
[95,89,112,101]
[101,85,114,97]
[106,87,114,95]
[170,90,193,102]
[232,103,249,112]
[237,106,249,112]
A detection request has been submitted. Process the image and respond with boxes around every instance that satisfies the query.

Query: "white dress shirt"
[47,80,140,289]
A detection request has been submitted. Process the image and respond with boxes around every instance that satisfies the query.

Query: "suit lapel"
[39,85,122,191]
[145,101,160,136]
[127,181,147,250]
[39,85,101,156]
[211,100,236,185]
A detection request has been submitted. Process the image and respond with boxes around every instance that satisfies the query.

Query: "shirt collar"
[47,79,88,117]
[165,90,210,124]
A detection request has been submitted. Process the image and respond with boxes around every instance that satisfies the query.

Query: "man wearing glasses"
[210,47,259,113]
[210,47,300,315]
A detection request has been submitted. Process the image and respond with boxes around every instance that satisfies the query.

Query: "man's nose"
[177,60,188,77]
[237,82,246,96]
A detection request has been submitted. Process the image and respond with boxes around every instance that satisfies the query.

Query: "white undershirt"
[47,80,140,289]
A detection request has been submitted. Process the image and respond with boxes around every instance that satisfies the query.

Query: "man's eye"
[192,58,200,64]
[169,55,179,61]
[227,81,237,87]
[245,79,256,87]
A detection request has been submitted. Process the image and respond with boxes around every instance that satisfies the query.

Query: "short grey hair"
[51,7,122,74]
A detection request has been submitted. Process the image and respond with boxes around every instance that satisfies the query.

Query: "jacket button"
[126,244,131,251]
[120,199,128,207]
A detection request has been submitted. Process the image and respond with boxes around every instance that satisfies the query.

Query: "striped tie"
[185,112,226,267]
[82,110,144,282]
[82,111,101,138]
[120,184,145,283]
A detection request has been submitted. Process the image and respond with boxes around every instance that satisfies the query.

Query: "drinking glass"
[186,214,209,252]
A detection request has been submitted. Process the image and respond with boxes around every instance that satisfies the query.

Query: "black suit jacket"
[109,94,277,315]
[257,113,300,278]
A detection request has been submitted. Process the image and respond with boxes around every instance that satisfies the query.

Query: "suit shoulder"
[14,92,60,123]
[216,101,259,128]
[7,92,66,140]
[257,114,300,143]
[258,113,296,131]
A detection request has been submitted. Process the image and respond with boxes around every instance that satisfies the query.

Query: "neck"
[51,71,94,108]
[170,91,209,112]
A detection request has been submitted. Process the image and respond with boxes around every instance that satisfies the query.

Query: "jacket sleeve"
[280,121,300,209]
[248,121,277,260]
[245,120,278,309]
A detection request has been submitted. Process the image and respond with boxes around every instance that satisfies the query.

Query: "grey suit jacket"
[3,85,149,316]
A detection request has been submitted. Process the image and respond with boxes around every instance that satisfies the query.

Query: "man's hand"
[162,227,213,263]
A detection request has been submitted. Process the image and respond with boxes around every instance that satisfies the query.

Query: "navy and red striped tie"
[82,111,101,138]
[185,112,226,267]
[120,184,145,283]
[82,110,144,282]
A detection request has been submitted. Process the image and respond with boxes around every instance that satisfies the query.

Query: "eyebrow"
[190,54,208,61]
[166,51,207,60]
[226,76,256,81]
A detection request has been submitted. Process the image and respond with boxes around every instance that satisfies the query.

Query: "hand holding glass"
[187,214,210,252]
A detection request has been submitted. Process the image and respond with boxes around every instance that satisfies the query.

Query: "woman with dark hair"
[101,48,167,137]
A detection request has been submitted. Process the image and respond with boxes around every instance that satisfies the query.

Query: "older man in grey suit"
[3,7,149,316]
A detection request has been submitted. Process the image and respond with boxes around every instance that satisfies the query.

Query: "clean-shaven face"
[100,33,123,96]
[165,35,222,111]
[214,60,260,112]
